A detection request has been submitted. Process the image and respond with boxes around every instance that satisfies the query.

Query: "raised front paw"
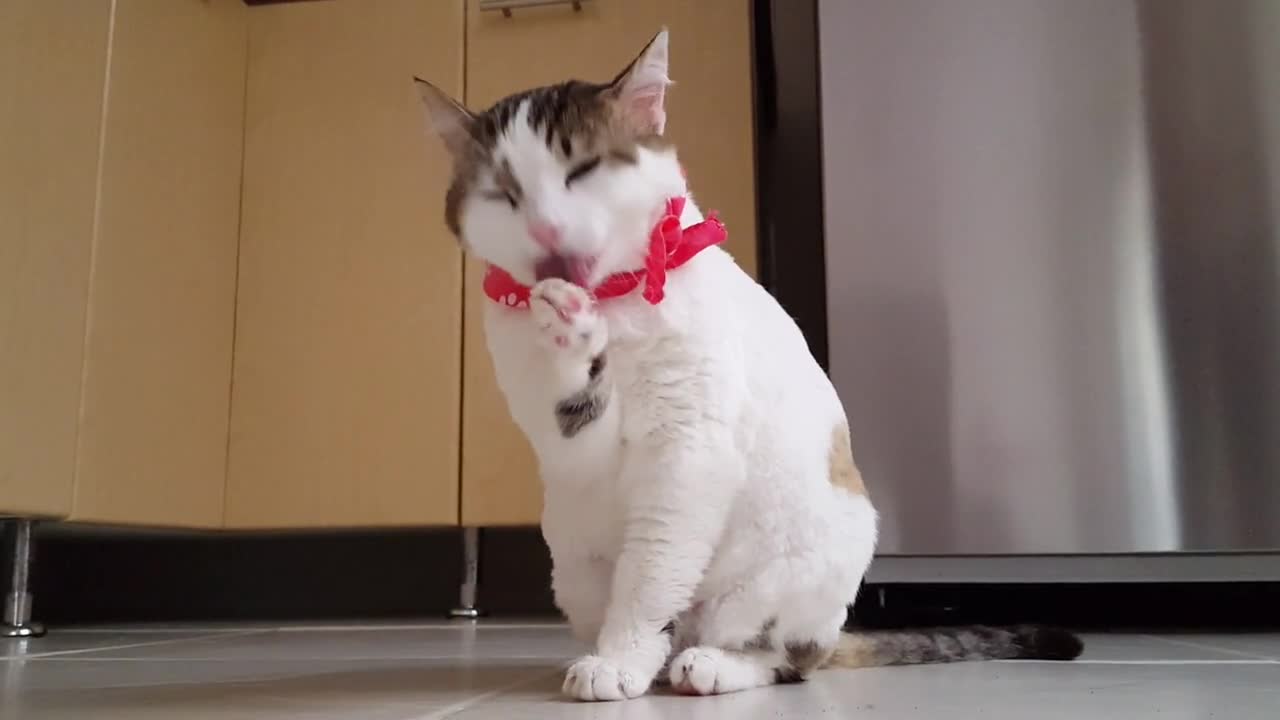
[531,279,606,356]
[562,655,652,702]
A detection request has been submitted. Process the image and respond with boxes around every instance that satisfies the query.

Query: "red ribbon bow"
[482,196,727,308]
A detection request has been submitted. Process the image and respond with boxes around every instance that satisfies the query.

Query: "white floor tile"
[4,625,1279,719]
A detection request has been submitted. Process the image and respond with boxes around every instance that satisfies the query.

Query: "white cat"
[416,29,1081,702]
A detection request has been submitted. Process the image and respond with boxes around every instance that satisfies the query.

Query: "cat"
[415,29,1082,702]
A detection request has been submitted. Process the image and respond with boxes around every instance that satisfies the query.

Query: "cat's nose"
[528,221,562,250]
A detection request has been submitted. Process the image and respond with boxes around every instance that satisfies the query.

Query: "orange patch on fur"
[828,422,867,496]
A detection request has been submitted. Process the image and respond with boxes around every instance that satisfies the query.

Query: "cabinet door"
[461,0,757,525]
[226,0,465,528]
[0,1,111,518]
[69,0,247,527]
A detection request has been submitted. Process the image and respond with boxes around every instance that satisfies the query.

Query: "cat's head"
[415,30,683,288]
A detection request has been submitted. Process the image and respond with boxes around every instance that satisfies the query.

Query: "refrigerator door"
[820,0,1280,554]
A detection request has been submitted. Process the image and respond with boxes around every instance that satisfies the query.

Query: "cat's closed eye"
[481,189,519,209]
[565,157,601,187]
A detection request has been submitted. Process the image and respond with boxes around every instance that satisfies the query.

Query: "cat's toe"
[669,647,726,696]
[531,278,591,320]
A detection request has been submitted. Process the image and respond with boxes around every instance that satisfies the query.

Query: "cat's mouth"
[534,254,596,288]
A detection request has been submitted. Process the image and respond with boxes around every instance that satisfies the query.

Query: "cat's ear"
[414,77,480,160]
[607,29,671,135]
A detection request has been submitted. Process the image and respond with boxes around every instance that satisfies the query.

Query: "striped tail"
[826,625,1084,668]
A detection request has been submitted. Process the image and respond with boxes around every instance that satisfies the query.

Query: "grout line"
[1142,634,1278,662]
[272,622,568,632]
[418,669,559,720]
[25,654,1280,666]
[36,628,265,635]
[55,621,568,634]
[1007,659,1280,665]
[0,629,272,661]
[33,655,571,663]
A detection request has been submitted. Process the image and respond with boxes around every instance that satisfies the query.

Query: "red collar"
[483,197,727,309]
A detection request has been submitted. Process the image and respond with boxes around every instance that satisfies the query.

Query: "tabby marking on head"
[414,30,675,288]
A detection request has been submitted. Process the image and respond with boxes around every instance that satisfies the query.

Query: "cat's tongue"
[534,254,594,288]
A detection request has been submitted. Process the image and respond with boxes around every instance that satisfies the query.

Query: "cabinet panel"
[0,1,111,517]
[461,0,757,525]
[70,0,247,527]
[227,0,464,528]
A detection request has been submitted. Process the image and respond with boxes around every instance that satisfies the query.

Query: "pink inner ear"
[625,83,667,133]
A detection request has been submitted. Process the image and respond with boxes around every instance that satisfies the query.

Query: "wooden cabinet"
[225,0,465,528]
[69,0,247,528]
[1,0,753,530]
[459,0,758,526]
[0,0,112,518]
[1,0,244,525]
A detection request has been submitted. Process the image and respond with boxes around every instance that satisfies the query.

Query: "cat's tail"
[824,625,1084,668]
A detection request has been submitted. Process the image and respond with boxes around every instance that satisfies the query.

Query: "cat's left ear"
[607,28,671,135]
[414,77,481,161]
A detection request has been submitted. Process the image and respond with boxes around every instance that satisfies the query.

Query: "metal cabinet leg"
[449,527,483,619]
[3,519,46,638]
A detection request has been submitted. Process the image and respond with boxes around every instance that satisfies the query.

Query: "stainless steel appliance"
[817,0,1280,576]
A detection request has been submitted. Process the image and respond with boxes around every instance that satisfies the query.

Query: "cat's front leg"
[551,553,613,645]
[527,278,615,441]
[562,433,741,701]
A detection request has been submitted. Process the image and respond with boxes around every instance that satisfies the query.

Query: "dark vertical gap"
[750,0,774,288]
[751,0,829,368]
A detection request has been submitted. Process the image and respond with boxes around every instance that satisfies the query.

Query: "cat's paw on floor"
[531,278,605,355]
[562,654,651,702]
[669,647,728,695]
[669,646,773,696]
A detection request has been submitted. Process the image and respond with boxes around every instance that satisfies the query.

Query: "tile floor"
[3,622,1278,719]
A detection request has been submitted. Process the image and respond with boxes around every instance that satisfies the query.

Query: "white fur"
[432,32,878,702]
